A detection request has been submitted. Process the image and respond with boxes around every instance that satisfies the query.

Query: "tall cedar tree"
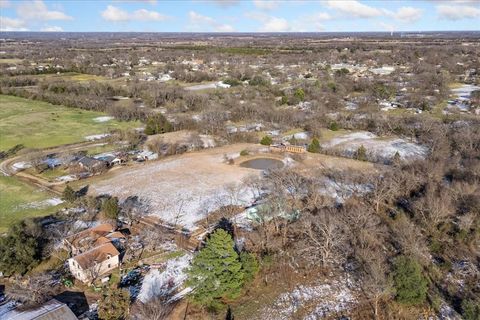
[307,137,321,153]
[187,229,244,311]
[392,256,428,306]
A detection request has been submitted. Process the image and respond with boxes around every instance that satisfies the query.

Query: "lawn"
[0,175,62,233]
[0,95,141,150]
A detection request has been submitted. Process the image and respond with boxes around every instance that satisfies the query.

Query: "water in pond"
[240,158,284,170]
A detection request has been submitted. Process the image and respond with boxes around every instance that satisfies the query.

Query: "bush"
[461,298,480,320]
[307,137,321,153]
[240,149,249,156]
[294,88,305,101]
[223,78,242,87]
[249,75,268,86]
[260,135,273,146]
[62,185,77,203]
[392,256,428,306]
[97,288,130,320]
[329,121,339,131]
[144,113,173,135]
[102,197,120,220]
[355,145,367,161]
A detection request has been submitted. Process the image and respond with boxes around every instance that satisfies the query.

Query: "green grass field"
[0,175,61,233]
[0,95,141,150]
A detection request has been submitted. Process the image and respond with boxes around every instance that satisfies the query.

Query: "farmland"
[0,95,140,150]
[0,175,61,233]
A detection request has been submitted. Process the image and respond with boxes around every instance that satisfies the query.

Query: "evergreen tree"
[392,256,428,306]
[187,229,244,311]
[102,197,120,220]
[329,121,339,131]
[62,185,76,203]
[307,137,321,153]
[240,252,259,283]
[355,145,367,161]
[260,135,273,146]
[0,221,41,276]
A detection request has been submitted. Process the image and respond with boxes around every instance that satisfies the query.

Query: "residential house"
[77,156,107,173]
[64,223,126,283]
[68,242,120,283]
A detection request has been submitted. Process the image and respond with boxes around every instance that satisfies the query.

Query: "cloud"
[325,0,383,18]
[101,5,169,22]
[188,10,235,32]
[246,10,330,32]
[436,4,480,20]
[0,16,28,31]
[17,0,73,21]
[41,25,63,32]
[253,0,281,10]
[393,7,422,22]
[211,0,239,7]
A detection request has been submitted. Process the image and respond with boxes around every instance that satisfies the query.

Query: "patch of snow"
[84,133,111,141]
[12,161,31,171]
[93,116,114,123]
[18,197,63,210]
[56,175,76,182]
[258,276,357,320]
[283,131,309,141]
[137,253,193,303]
[323,131,428,163]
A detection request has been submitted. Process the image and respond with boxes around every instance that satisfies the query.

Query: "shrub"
[260,135,273,146]
[355,145,367,161]
[144,113,173,135]
[223,78,241,87]
[329,121,339,131]
[307,137,321,153]
[102,197,120,220]
[392,256,428,306]
[461,298,480,320]
[240,149,249,156]
[62,185,77,203]
[294,88,305,101]
[97,288,130,320]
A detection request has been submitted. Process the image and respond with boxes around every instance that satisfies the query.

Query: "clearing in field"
[0,95,140,150]
[0,175,62,233]
[90,144,267,229]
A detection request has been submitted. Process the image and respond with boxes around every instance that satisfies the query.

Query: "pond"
[239,158,284,170]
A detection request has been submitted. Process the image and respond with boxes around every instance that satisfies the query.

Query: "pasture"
[0,95,140,150]
[0,175,61,233]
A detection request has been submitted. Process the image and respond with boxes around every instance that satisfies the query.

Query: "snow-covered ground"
[92,116,114,123]
[322,131,428,163]
[257,276,357,320]
[18,197,63,210]
[84,133,111,141]
[12,161,31,171]
[91,145,263,229]
[447,84,480,112]
[137,253,193,303]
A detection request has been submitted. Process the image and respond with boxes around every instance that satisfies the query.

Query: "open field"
[0,95,140,150]
[89,143,265,229]
[0,175,62,233]
[33,72,108,82]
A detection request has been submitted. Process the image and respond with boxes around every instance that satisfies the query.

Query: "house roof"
[65,223,115,250]
[72,242,120,270]
[78,156,105,168]
[2,299,78,320]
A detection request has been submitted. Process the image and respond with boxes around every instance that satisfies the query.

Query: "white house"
[68,242,120,283]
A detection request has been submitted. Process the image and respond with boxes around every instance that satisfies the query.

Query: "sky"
[0,0,479,33]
